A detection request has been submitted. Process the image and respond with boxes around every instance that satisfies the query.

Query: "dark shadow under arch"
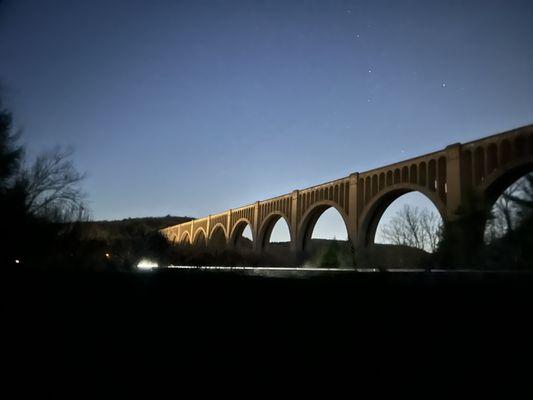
[209,224,227,251]
[192,229,207,248]
[180,231,191,245]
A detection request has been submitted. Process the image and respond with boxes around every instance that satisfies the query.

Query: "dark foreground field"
[3,267,533,393]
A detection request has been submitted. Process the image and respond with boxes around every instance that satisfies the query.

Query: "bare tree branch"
[18,146,89,222]
[485,173,533,243]
[380,204,442,252]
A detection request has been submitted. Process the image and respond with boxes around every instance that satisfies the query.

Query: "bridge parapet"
[459,125,533,196]
[298,177,351,218]
[357,149,448,216]
[209,211,229,235]
[230,204,255,227]
[192,217,208,241]
[258,193,292,223]
[179,221,193,243]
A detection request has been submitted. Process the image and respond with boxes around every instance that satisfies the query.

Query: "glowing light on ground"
[166,265,373,272]
[137,259,159,270]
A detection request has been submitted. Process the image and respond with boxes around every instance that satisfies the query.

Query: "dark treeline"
[0,97,192,271]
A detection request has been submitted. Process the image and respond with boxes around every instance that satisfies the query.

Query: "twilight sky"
[1,0,532,239]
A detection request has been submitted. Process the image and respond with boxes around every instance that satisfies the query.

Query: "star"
[442,83,447,87]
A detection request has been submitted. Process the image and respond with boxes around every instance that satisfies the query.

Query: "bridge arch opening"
[192,229,207,249]
[209,224,227,252]
[259,214,291,263]
[298,203,351,267]
[372,191,444,254]
[180,231,191,246]
[230,219,254,251]
[483,165,533,246]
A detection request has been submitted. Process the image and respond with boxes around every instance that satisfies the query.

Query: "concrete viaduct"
[161,125,533,255]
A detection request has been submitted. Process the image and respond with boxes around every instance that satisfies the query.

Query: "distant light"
[442,83,446,87]
[105,253,110,258]
[14,259,20,264]
[137,259,159,270]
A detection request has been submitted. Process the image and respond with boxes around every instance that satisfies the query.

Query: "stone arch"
[208,223,227,241]
[475,158,533,246]
[296,200,350,252]
[358,183,446,247]
[180,231,191,245]
[480,159,533,207]
[257,212,292,251]
[229,218,254,248]
[208,223,228,250]
[192,228,207,248]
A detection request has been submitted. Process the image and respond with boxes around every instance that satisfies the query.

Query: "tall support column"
[226,210,232,248]
[207,215,211,243]
[190,219,194,244]
[348,173,359,247]
[253,201,260,253]
[445,143,462,220]
[443,142,487,266]
[290,190,299,252]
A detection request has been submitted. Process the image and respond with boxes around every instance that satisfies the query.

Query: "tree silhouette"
[18,146,88,222]
[319,238,340,267]
[485,173,533,244]
[0,94,90,267]
[0,99,23,188]
[380,205,442,252]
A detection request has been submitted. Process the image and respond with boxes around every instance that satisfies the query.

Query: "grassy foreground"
[3,267,532,390]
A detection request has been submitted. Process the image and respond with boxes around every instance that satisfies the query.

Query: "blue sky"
[1,0,532,240]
